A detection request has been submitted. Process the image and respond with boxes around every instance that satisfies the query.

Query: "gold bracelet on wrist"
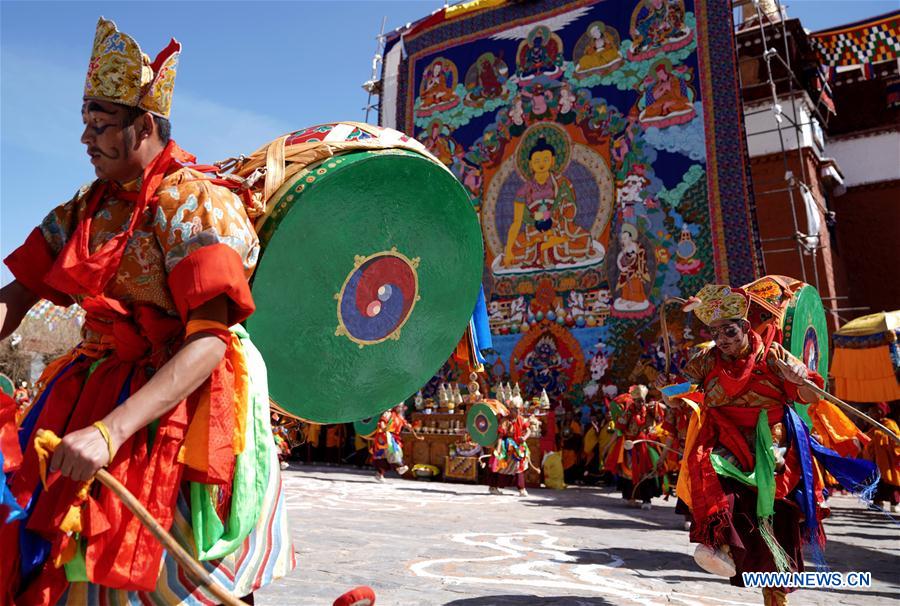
[92,420,116,466]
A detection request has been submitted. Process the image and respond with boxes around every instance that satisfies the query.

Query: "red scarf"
[708,326,777,397]
[44,141,196,298]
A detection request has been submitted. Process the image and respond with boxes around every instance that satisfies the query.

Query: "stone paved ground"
[256,465,900,606]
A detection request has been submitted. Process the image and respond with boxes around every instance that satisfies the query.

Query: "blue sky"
[1,0,896,285]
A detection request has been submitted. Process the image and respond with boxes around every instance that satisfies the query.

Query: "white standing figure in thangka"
[566,291,586,318]
[617,171,648,223]
[508,296,528,325]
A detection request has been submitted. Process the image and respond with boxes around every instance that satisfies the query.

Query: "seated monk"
[641,63,692,119]
[577,24,621,71]
[420,62,455,108]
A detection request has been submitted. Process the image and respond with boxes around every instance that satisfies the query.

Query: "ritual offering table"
[404,411,470,478]
[404,431,542,487]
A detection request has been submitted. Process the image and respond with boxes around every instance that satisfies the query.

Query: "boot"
[762,587,787,606]
[693,544,736,577]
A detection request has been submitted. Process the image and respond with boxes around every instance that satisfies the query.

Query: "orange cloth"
[809,399,867,458]
[561,421,583,470]
[185,319,231,344]
[180,332,248,473]
[304,423,321,446]
[230,337,250,454]
[831,346,900,402]
[865,418,900,487]
[675,399,702,508]
[326,425,346,449]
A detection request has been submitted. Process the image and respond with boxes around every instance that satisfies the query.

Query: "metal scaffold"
[731,0,864,324]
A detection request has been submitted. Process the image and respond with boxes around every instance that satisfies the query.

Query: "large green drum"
[466,400,508,447]
[246,124,484,423]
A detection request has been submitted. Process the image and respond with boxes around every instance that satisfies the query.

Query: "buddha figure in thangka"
[502,137,593,269]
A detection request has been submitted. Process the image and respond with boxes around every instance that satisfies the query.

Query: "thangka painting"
[381,0,760,403]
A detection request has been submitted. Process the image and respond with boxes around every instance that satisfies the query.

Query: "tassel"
[691,508,733,549]
[758,515,792,573]
[806,534,830,572]
[855,468,880,504]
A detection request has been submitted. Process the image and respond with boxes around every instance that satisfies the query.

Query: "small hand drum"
[466,400,508,447]
[353,415,382,439]
[245,123,484,423]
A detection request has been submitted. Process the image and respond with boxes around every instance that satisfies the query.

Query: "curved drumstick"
[771,358,900,445]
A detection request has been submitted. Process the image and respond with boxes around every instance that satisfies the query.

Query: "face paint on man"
[80,99,154,183]
[709,319,750,358]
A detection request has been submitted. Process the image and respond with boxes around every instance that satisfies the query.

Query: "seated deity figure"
[577,23,622,72]
[420,61,456,108]
[631,0,690,57]
[502,137,593,268]
[516,28,562,80]
[640,62,693,122]
[477,55,504,98]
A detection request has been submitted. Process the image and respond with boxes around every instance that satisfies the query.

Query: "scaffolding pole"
[362,17,388,124]
[732,0,854,328]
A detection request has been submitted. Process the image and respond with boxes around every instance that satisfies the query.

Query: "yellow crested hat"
[683,284,750,326]
[83,17,181,118]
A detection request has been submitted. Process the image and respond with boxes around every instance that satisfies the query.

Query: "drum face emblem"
[335,249,420,347]
[802,326,820,373]
[467,402,500,447]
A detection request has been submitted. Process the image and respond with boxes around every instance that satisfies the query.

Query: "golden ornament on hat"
[83,17,181,118]
[683,284,750,326]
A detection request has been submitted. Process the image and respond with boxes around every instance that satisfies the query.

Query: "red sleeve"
[167,243,255,325]
[3,228,70,306]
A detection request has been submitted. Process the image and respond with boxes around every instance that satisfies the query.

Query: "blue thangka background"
[381,0,760,404]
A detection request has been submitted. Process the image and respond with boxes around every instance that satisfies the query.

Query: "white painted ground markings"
[410,530,757,606]
[280,473,514,512]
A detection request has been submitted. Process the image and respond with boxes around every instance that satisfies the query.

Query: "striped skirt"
[57,448,295,605]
